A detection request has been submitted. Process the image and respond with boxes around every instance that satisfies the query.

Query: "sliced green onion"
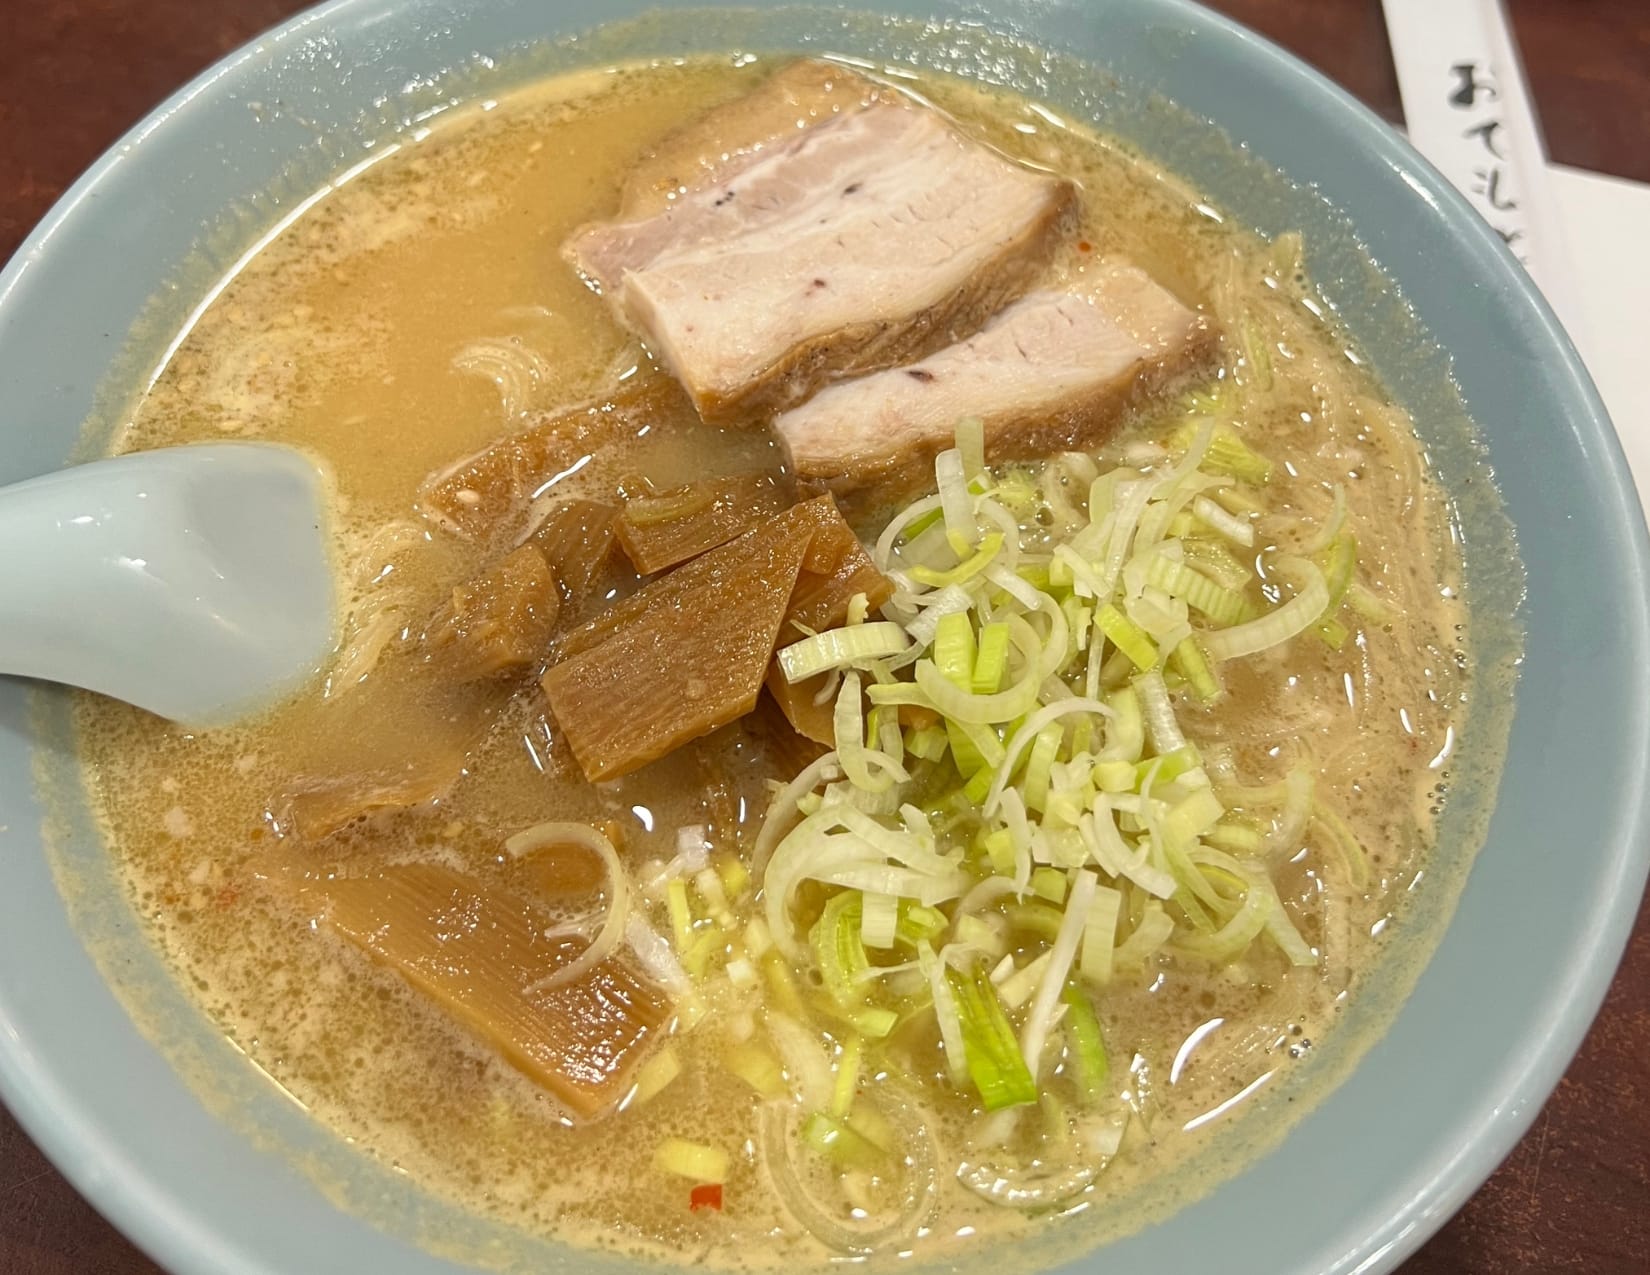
[920,943,970,1087]
[1173,420,1273,484]
[834,671,905,793]
[1030,866,1068,904]
[1181,538,1254,590]
[860,890,899,949]
[956,416,986,480]
[801,1111,883,1169]
[1301,484,1348,554]
[1201,559,1329,661]
[897,902,947,947]
[809,891,869,1005]
[1060,983,1110,1101]
[935,447,976,550]
[777,622,912,683]
[667,878,694,950]
[849,1006,898,1038]
[1134,668,1187,755]
[1114,902,1175,971]
[1022,723,1063,813]
[1191,494,1255,547]
[972,621,1012,694]
[1102,686,1145,762]
[958,913,1009,959]
[1167,868,1272,963]
[1348,580,1395,624]
[1205,818,1264,855]
[1312,800,1371,889]
[831,1033,863,1117]
[1095,603,1158,671]
[1079,884,1123,985]
[1018,869,1097,1080]
[910,532,1005,589]
[996,951,1051,1010]
[934,611,977,688]
[1171,636,1223,701]
[655,1137,729,1183]
[912,656,1041,726]
[1253,874,1317,967]
[905,723,948,761]
[1144,554,1250,627]
[631,1047,682,1105]
[725,1040,787,1098]
[949,965,1038,1110]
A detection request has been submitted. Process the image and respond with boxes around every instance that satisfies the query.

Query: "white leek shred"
[740,419,1376,1138]
[507,823,631,994]
[675,824,710,871]
[1133,670,1185,755]
[834,671,907,793]
[1114,904,1176,971]
[903,586,975,649]
[1300,483,1347,554]
[626,914,691,996]
[765,1012,835,1110]
[751,752,841,878]
[778,622,912,683]
[1079,884,1124,985]
[1019,869,1097,1078]
[1192,493,1254,546]
[1201,559,1329,661]
[860,891,899,949]
[935,447,976,550]
[920,943,970,1086]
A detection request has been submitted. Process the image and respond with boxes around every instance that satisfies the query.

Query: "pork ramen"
[74,54,1471,1268]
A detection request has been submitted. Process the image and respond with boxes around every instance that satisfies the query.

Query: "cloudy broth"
[74,55,1466,1268]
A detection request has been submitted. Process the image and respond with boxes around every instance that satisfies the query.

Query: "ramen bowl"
[0,2,1644,1274]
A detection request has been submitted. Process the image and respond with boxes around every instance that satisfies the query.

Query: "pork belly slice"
[565,101,1076,421]
[776,262,1217,496]
[620,59,887,217]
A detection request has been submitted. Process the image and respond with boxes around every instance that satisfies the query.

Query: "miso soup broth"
[72,52,1476,1270]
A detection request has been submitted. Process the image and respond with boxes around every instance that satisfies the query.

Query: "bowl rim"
[0,1,1646,1273]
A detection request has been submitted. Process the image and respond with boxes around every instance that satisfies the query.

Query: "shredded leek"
[778,622,912,683]
[631,1047,682,1105]
[949,966,1038,1110]
[726,1040,787,1098]
[810,892,869,1005]
[972,621,1012,694]
[730,418,1385,1158]
[1095,603,1158,671]
[860,891,899,949]
[1060,983,1110,1102]
[1201,560,1329,662]
[801,1111,884,1169]
[655,1137,729,1183]
[831,1033,863,1117]
[933,611,977,688]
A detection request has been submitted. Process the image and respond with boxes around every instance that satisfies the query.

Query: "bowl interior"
[0,3,1645,1275]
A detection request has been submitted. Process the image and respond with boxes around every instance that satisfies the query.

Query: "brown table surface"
[1,1,1647,1271]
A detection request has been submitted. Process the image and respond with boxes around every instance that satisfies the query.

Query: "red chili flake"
[214,885,240,910]
[689,1183,724,1212]
[1077,240,1092,252]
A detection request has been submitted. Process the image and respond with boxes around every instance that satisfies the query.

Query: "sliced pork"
[620,59,886,217]
[565,99,1076,421]
[776,261,1216,496]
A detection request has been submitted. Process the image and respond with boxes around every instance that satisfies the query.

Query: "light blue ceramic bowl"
[1,2,1646,1273]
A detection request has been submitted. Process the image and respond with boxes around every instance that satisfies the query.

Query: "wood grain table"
[1,2,1646,1271]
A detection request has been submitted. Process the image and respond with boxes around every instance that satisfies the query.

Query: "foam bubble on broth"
[72,54,1470,1270]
